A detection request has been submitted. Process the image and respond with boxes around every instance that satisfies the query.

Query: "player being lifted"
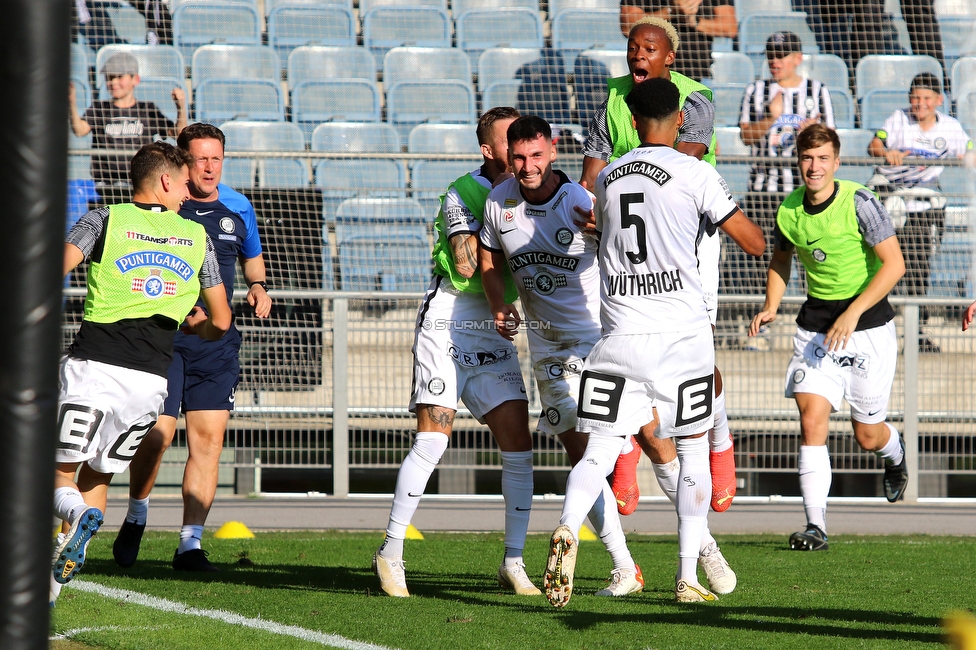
[749,124,908,551]
[580,16,739,595]
[479,115,644,598]
[373,107,540,597]
[545,78,764,607]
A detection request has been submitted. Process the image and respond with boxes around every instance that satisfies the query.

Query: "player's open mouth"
[632,67,649,83]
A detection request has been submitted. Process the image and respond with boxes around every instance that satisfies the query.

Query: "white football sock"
[798,445,831,531]
[500,449,533,560]
[877,422,904,465]
[675,435,710,583]
[588,481,636,572]
[559,435,626,536]
[653,459,717,553]
[383,431,449,555]
[177,525,204,554]
[54,487,89,524]
[709,388,732,453]
[126,496,150,525]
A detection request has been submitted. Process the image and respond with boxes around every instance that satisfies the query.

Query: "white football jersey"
[874,110,973,187]
[595,144,738,335]
[480,171,601,339]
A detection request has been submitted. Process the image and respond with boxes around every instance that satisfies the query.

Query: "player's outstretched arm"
[184,284,232,340]
[720,209,765,257]
[963,301,976,331]
[63,243,85,278]
[479,246,520,341]
[749,247,792,337]
[580,157,607,194]
[450,232,479,279]
[241,253,272,318]
[823,235,905,351]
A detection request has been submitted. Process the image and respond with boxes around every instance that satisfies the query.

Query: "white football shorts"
[785,321,897,424]
[576,325,715,439]
[410,276,527,423]
[56,356,167,474]
[528,327,599,436]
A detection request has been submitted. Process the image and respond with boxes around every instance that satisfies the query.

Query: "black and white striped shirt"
[739,77,835,192]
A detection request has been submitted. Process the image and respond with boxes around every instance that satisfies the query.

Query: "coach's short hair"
[631,17,680,52]
[177,122,226,151]
[477,107,520,146]
[626,78,680,121]
[130,141,192,191]
[795,123,841,157]
[507,115,552,145]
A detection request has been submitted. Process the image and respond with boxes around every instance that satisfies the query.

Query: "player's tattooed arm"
[450,232,479,279]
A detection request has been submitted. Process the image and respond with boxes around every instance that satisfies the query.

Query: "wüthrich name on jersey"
[606,268,684,297]
[508,251,580,273]
[603,160,673,188]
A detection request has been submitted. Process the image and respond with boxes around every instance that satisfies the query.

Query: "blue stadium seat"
[383,47,471,90]
[407,124,480,154]
[739,12,819,69]
[410,160,476,214]
[714,127,750,156]
[101,1,148,44]
[95,44,185,87]
[267,5,356,61]
[928,219,974,297]
[386,80,477,141]
[194,78,285,122]
[477,48,541,94]
[859,88,948,130]
[514,48,572,124]
[951,57,976,105]
[453,0,540,15]
[835,128,876,159]
[68,132,93,181]
[938,164,976,208]
[830,88,856,129]
[359,0,446,12]
[709,83,748,127]
[709,52,756,86]
[71,42,90,82]
[333,198,430,292]
[577,49,628,78]
[456,9,544,74]
[549,0,618,14]
[483,79,521,111]
[220,121,308,188]
[933,17,971,66]
[221,159,258,189]
[574,54,612,129]
[854,54,943,100]
[362,6,451,64]
[172,2,261,61]
[311,122,401,153]
[287,46,376,88]
[957,91,976,134]
[291,79,382,139]
[551,9,625,71]
[265,0,353,15]
[191,45,280,87]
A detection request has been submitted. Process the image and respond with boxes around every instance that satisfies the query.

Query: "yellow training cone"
[214,521,255,539]
[405,524,425,540]
[577,525,598,541]
[945,610,976,650]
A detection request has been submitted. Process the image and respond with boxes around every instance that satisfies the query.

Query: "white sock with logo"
[501,450,533,561]
[587,481,637,572]
[798,445,831,531]
[126,496,150,526]
[675,435,710,583]
[653,458,718,553]
[382,431,448,557]
[54,487,89,524]
[177,525,204,554]
[560,435,625,537]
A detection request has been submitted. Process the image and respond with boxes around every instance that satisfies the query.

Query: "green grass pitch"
[50,531,973,649]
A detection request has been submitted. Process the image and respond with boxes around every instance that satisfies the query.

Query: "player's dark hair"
[130,141,192,190]
[506,115,552,145]
[625,77,680,121]
[477,106,520,146]
[177,122,226,151]
[795,123,841,157]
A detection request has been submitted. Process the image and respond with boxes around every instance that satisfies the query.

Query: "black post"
[0,1,71,648]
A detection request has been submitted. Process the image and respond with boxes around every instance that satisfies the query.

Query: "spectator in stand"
[132,0,172,45]
[619,0,737,82]
[730,31,834,305]
[792,0,903,74]
[867,73,974,352]
[69,52,187,187]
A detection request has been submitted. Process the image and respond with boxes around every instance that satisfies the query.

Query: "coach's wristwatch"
[249,280,269,291]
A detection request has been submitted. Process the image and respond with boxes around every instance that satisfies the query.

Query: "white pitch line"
[67,580,397,650]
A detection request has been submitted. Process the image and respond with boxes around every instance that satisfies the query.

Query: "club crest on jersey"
[934,137,946,149]
[812,248,826,262]
[545,408,560,425]
[219,217,235,233]
[555,228,573,247]
[131,269,177,298]
[524,271,567,295]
